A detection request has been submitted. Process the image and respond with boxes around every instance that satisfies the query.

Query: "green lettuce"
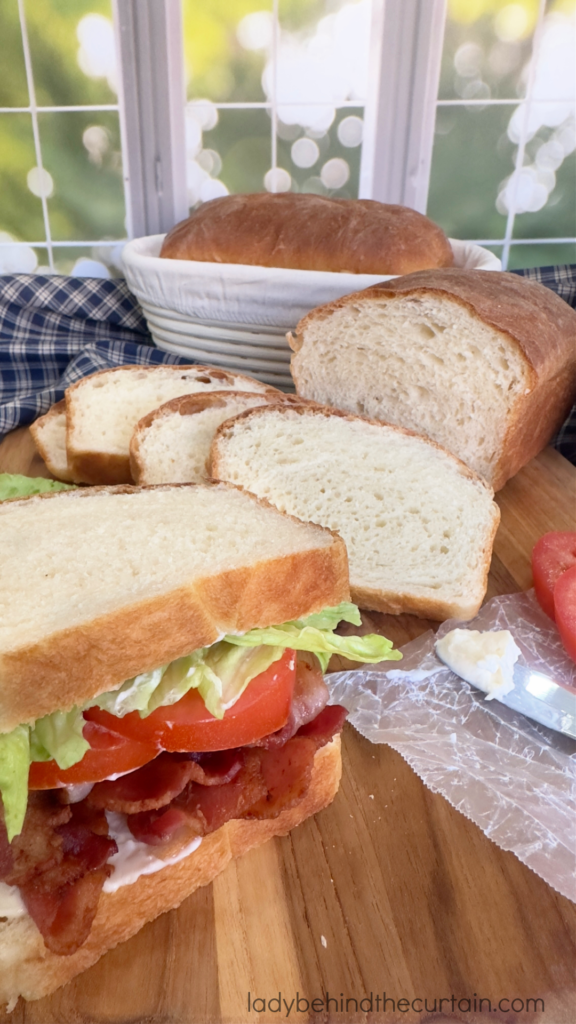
[0,603,400,839]
[30,708,90,769]
[0,472,75,502]
[0,726,30,842]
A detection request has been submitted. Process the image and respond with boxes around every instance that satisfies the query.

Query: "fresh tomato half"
[532,532,576,620]
[85,648,296,753]
[554,564,576,663]
[28,720,161,790]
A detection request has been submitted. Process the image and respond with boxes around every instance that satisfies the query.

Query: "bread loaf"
[211,404,500,620]
[160,194,454,275]
[65,365,274,485]
[290,269,576,490]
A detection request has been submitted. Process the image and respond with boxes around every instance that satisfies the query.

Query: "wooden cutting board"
[1,429,575,1024]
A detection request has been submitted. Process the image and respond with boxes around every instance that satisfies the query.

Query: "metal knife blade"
[498,663,576,739]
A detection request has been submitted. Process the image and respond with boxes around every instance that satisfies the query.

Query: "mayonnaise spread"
[0,882,26,920]
[103,811,202,893]
[435,628,521,700]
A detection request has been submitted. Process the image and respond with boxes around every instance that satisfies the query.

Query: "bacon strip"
[0,796,117,956]
[251,652,329,749]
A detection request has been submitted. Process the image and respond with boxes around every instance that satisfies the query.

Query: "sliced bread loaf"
[65,365,274,485]
[29,401,74,482]
[130,390,282,485]
[211,404,500,620]
[290,269,576,490]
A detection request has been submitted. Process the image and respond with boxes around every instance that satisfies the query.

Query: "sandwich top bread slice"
[0,480,399,1004]
[211,404,501,620]
[29,400,74,483]
[290,268,576,491]
[65,365,275,485]
[130,390,284,485]
[159,193,454,275]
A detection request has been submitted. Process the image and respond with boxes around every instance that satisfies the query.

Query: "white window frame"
[2,0,575,271]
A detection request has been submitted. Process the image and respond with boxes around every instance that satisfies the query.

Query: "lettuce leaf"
[30,708,90,769]
[0,726,30,842]
[223,617,401,673]
[0,472,75,502]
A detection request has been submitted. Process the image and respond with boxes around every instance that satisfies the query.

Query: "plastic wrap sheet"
[328,591,576,901]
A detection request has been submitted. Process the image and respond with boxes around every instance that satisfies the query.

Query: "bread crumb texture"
[212,406,500,620]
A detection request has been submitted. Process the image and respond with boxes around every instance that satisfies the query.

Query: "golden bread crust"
[159,194,454,275]
[0,483,349,730]
[0,738,341,1005]
[29,401,76,483]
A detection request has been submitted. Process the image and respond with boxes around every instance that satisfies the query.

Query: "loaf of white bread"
[290,269,576,490]
[211,404,500,620]
[160,193,454,275]
[0,483,348,1003]
[31,365,275,485]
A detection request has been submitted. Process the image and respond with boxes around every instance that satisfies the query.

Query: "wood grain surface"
[1,428,575,1024]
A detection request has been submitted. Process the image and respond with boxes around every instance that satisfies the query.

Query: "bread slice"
[130,390,282,485]
[65,365,275,485]
[0,736,341,1005]
[290,269,576,490]
[29,401,74,483]
[211,404,500,620]
[0,483,348,732]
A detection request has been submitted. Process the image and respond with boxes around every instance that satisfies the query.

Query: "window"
[1,0,574,277]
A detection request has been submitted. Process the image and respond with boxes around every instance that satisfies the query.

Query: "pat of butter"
[435,628,521,701]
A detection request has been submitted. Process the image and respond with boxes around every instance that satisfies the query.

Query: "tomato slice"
[554,564,576,663]
[28,720,160,790]
[85,648,296,753]
[532,532,576,620]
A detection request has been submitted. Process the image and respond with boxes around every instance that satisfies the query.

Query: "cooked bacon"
[297,704,348,747]
[0,793,71,887]
[251,652,329,749]
[128,752,266,845]
[87,749,244,815]
[127,705,347,845]
[0,795,116,956]
[244,737,317,819]
[21,867,110,956]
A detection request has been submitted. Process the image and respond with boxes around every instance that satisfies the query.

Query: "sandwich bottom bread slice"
[0,480,399,1004]
[211,404,501,620]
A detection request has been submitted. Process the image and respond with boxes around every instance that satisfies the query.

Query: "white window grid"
[1,0,574,273]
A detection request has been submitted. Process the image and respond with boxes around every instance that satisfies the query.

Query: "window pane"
[510,139,576,240]
[0,0,29,107]
[183,0,273,103]
[0,114,45,243]
[201,108,272,197]
[507,241,576,269]
[38,111,125,241]
[438,0,538,101]
[49,244,125,278]
[427,104,511,239]
[278,105,363,198]
[24,0,118,108]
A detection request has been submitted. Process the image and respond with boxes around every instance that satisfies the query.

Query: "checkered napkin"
[0,274,191,441]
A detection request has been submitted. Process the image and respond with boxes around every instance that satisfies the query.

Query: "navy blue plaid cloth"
[0,267,575,464]
[0,274,191,440]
